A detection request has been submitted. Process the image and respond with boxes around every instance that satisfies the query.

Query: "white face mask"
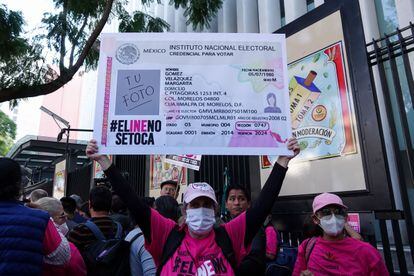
[186,207,215,235]
[319,214,345,236]
[57,222,69,236]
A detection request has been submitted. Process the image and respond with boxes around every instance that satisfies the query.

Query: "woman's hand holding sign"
[277,137,300,168]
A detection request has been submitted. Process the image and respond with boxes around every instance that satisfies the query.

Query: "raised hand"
[276,137,300,168]
[86,139,112,170]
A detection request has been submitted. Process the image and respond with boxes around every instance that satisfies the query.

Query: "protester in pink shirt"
[36,197,87,276]
[265,223,278,260]
[86,138,299,275]
[293,193,388,276]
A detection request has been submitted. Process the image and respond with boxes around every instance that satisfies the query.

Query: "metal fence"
[66,164,92,203]
[193,155,252,205]
[367,22,414,274]
[114,155,147,197]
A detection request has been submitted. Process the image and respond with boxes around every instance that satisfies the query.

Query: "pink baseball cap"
[312,192,347,213]
[183,182,217,205]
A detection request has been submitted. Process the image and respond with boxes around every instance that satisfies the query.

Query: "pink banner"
[101,57,112,145]
[347,213,360,233]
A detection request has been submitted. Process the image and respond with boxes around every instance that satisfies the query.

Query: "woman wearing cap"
[86,138,299,275]
[293,193,388,276]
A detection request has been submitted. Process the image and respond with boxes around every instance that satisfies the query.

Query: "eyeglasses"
[57,212,67,219]
[318,207,347,218]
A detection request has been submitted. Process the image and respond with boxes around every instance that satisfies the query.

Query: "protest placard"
[165,154,202,171]
[347,213,361,233]
[93,33,291,155]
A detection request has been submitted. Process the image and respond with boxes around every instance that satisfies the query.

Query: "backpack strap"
[156,227,237,275]
[304,237,317,265]
[114,221,123,239]
[85,220,106,241]
[214,226,237,272]
[84,220,123,241]
[156,228,185,276]
[128,232,143,244]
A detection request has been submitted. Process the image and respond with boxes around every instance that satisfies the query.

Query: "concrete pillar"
[395,0,414,156]
[359,0,381,42]
[218,0,237,33]
[360,0,405,219]
[164,2,175,31]
[155,2,164,19]
[187,21,194,32]
[148,3,156,17]
[236,0,259,33]
[207,16,219,33]
[175,6,187,32]
[314,0,324,7]
[395,0,414,27]
[284,0,307,24]
[258,0,281,33]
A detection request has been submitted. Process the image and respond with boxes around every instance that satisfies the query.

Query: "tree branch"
[59,0,68,73]
[0,0,115,103]
[72,0,114,71]
[69,15,88,67]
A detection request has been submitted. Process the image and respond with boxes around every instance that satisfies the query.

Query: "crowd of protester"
[0,137,389,275]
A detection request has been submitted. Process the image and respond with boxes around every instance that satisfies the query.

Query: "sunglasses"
[318,207,347,218]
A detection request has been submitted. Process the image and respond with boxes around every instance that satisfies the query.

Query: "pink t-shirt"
[265,225,278,255]
[146,209,248,275]
[43,219,62,255]
[293,237,389,276]
[43,243,87,276]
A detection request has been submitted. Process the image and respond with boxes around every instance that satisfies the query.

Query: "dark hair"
[155,195,179,221]
[128,197,155,226]
[80,201,91,218]
[0,158,21,200]
[143,197,155,208]
[60,197,77,214]
[303,215,323,238]
[89,186,112,212]
[160,180,177,189]
[225,184,251,202]
[111,194,127,213]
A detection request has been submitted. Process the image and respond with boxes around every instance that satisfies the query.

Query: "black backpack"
[156,226,237,276]
[265,229,298,276]
[83,220,133,276]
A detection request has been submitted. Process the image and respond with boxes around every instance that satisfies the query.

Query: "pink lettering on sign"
[347,213,360,233]
[141,120,148,132]
[101,57,113,145]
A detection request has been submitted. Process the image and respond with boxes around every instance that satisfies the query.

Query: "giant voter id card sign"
[93,33,291,155]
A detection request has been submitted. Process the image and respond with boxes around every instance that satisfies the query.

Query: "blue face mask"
[186,207,215,235]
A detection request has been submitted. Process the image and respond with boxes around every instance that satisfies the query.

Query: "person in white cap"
[86,138,299,275]
[293,192,388,276]
[86,139,299,275]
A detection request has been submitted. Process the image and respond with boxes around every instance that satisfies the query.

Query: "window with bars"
[280,0,285,26]
[307,0,315,11]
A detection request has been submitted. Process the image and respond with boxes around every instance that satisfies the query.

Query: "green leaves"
[178,0,223,30]
[0,5,30,60]
[119,11,170,32]
[0,5,45,91]
[0,110,16,156]
[0,0,224,103]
